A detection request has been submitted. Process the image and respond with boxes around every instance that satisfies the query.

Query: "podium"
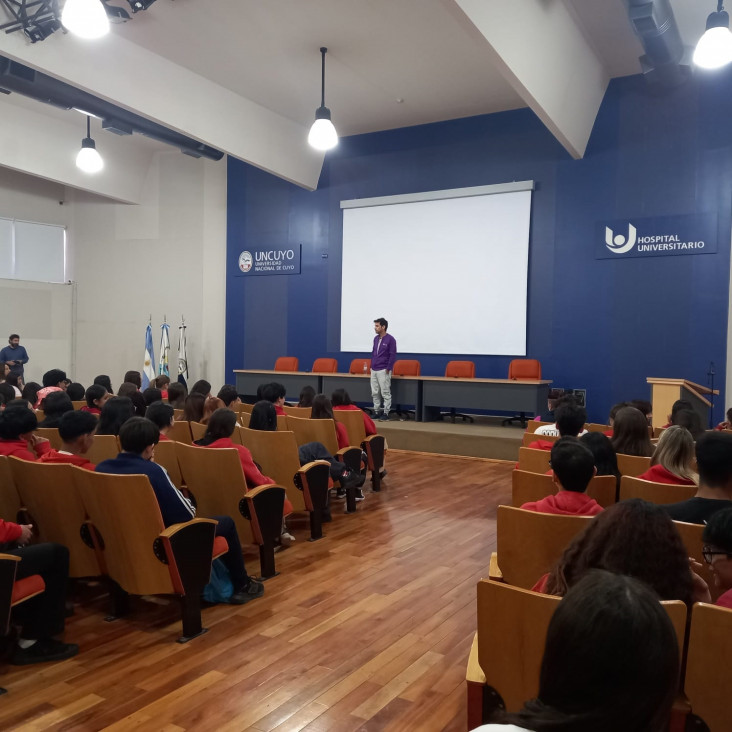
[646,378,718,430]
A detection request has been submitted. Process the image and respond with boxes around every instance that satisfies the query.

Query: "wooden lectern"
[646,378,718,430]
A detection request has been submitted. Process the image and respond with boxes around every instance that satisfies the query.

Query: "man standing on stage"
[371,318,397,421]
[0,334,29,381]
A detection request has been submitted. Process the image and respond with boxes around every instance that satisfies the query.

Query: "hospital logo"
[238,251,253,273]
[605,224,637,254]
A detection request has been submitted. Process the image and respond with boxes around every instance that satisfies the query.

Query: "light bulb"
[694,25,732,69]
[76,139,104,173]
[308,114,338,151]
[61,0,110,39]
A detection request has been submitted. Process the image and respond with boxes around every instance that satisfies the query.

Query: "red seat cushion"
[213,536,229,559]
[11,575,45,606]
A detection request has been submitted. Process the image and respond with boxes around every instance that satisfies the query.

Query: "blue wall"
[226,73,732,423]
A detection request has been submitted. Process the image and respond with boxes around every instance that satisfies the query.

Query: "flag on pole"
[142,323,155,390]
[177,321,188,387]
[158,322,170,377]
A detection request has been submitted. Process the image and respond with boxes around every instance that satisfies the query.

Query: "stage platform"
[378,415,523,461]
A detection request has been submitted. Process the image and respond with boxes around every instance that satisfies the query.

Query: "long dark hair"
[93,374,114,395]
[298,385,315,408]
[611,406,653,457]
[331,388,353,407]
[195,408,237,446]
[21,382,41,405]
[249,400,277,432]
[579,432,620,485]
[182,393,205,423]
[499,571,679,732]
[96,396,135,436]
[311,394,334,420]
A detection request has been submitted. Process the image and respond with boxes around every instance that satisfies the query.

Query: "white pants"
[371,369,392,413]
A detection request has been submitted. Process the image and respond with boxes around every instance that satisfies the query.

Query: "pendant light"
[694,1,732,69]
[61,0,110,39]
[308,47,338,151]
[76,116,104,173]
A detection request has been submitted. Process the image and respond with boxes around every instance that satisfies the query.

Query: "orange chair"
[349,358,371,375]
[503,359,543,427]
[274,357,299,372]
[393,360,421,419]
[442,361,476,423]
[312,358,338,373]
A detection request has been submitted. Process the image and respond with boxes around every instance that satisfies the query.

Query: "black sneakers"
[12,638,79,666]
[229,578,265,605]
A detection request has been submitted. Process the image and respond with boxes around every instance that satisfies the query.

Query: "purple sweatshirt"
[371,333,397,371]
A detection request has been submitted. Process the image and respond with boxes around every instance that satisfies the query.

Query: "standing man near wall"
[0,334,29,381]
[371,318,397,422]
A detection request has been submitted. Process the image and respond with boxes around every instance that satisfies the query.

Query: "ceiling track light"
[126,0,157,12]
[694,1,732,69]
[308,46,338,152]
[76,115,104,174]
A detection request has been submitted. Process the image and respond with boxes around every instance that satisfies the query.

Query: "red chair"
[503,359,543,427]
[349,358,371,375]
[312,358,338,373]
[274,357,299,372]
[442,361,476,423]
[393,360,421,419]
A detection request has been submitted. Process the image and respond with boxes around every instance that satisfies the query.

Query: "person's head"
[726,407,732,425]
[579,432,619,479]
[1,362,9,380]
[217,384,240,407]
[123,371,142,389]
[546,389,563,413]
[550,438,596,493]
[196,408,237,445]
[42,369,67,389]
[65,382,85,401]
[117,382,139,399]
[330,388,353,408]
[58,410,98,454]
[142,387,162,406]
[7,398,31,410]
[249,400,277,431]
[41,391,73,420]
[262,382,286,407]
[6,373,21,390]
[610,406,653,457]
[96,396,135,436]
[545,499,693,605]
[298,385,316,408]
[190,379,212,398]
[651,426,697,483]
[630,399,653,425]
[202,396,225,423]
[670,399,693,422]
[119,416,159,458]
[0,383,15,406]
[695,431,732,492]
[702,506,732,594]
[167,382,186,408]
[182,393,206,423]
[554,402,587,437]
[374,317,388,336]
[8,334,19,348]
[85,384,110,410]
[607,401,628,427]
[503,571,679,732]
[144,401,175,432]
[20,382,41,405]
[311,393,334,420]
[672,408,704,440]
[153,374,170,390]
[0,406,37,440]
[93,374,114,395]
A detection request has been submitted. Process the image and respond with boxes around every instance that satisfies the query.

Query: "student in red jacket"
[262,382,287,415]
[521,438,603,516]
[311,393,350,449]
[331,388,377,436]
[38,410,97,470]
[145,401,175,441]
[0,406,50,460]
[638,425,698,486]
[80,383,110,416]
[715,407,732,431]
[529,402,587,451]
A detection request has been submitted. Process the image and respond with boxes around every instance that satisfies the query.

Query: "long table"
[234,369,551,422]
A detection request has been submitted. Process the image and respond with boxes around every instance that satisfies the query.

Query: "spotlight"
[61,0,110,39]
[694,1,732,69]
[23,18,62,43]
[76,115,104,174]
[308,47,338,152]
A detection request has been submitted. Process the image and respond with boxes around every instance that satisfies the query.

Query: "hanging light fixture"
[308,47,338,151]
[694,1,732,69]
[61,0,110,39]
[76,116,104,173]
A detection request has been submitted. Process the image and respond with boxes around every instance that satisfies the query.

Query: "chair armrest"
[295,461,331,512]
[488,552,503,581]
[0,554,21,563]
[336,446,362,473]
[466,633,486,684]
[362,435,386,472]
[155,518,217,596]
[159,517,218,539]
[240,484,286,546]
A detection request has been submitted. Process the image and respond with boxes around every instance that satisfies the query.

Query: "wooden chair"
[276,414,289,431]
[586,423,611,433]
[619,475,697,505]
[348,358,371,374]
[333,409,386,492]
[153,440,184,490]
[189,422,207,442]
[0,457,23,523]
[71,400,86,410]
[616,453,651,477]
[72,468,224,642]
[274,356,299,372]
[683,602,732,731]
[492,505,594,589]
[173,408,184,420]
[525,420,551,434]
[34,428,63,450]
[239,427,331,541]
[237,411,251,429]
[282,405,311,418]
[237,403,254,414]
[8,459,102,578]
[85,434,120,465]
[34,409,45,422]
[674,520,719,602]
[522,432,559,448]
[311,358,338,373]
[168,421,193,444]
[653,426,667,439]
[174,443,285,578]
[517,447,551,474]
[511,470,616,509]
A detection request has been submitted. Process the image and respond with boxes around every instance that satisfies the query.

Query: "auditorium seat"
[392,360,421,420]
[71,400,86,410]
[333,409,386,493]
[34,428,63,450]
[618,475,696,505]
[521,432,560,448]
[168,420,193,444]
[511,470,616,509]
[282,405,311,418]
[349,358,371,374]
[441,360,476,423]
[517,447,551,473]
[0,457,23,524]
[152,440,184,490]
[311,358,338,373]
[189,422,207,442]
[502,359,542,427]
[274,357,299,372]
[674,520,717,602]
[85,434,120,465]
[616,453,651,477]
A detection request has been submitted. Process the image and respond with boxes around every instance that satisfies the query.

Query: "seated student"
[153,374,170,399]
[479,572,679,732]
[81,384,110,415]
[664,431,732,524]
[0,521,78,665]
[142,387,162,406]
[331,388,377,436]
[145,401,175,440]
[65,382,85,402]
[7,398,32,410]
[638,426,698,486]
[262,382,287,415]
[630,398,653,426]
[6,373,22,398]
[167,382,187,409]
[602,401,629,437]
[579,432,620,489]
[0,407,51,460]
[181,393,206,423]
[37,391,74,428]
[118,382,147,417]
[702,506,732,609]
[21,381,41,406]
[38,410,97,470]
[0,383,16,406]
[96,417,264,604]
[217,384,241,408]
[201,397,225,425]
[96,396,135,436]
[93,374,114,395]
[530,402,587,448]
[34,369,67,408]
[534,388,563,423]
[521,439,603,516]
[715,406,732,431]
[311,394,350,449]
[298,385,315,408]
[662,398,693,429]
[610,406,653,457]
[189,380,212,398]
[673,408,704,441]
[123,370,142,389]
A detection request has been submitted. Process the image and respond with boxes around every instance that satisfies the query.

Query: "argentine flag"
[142,324,155,390]
[158,323,170,377]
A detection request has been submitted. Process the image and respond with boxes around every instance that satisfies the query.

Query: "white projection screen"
[340,184,533,355]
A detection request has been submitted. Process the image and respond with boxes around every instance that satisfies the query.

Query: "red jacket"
[0,520,22,544]
[333,404,377,436]
[80,406,101,415]
[0,438,51,461]
[717,588,732,609]
[334,421,349,450]
[38,449,95,471]
[528,439,554,451]
[521,491,603,517]
[274,405,286,416]
[637,464,696,486]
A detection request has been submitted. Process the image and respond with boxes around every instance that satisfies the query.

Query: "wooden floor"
[0,451,513,731]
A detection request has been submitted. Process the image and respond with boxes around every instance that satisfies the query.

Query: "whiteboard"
[340,189,532,355]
